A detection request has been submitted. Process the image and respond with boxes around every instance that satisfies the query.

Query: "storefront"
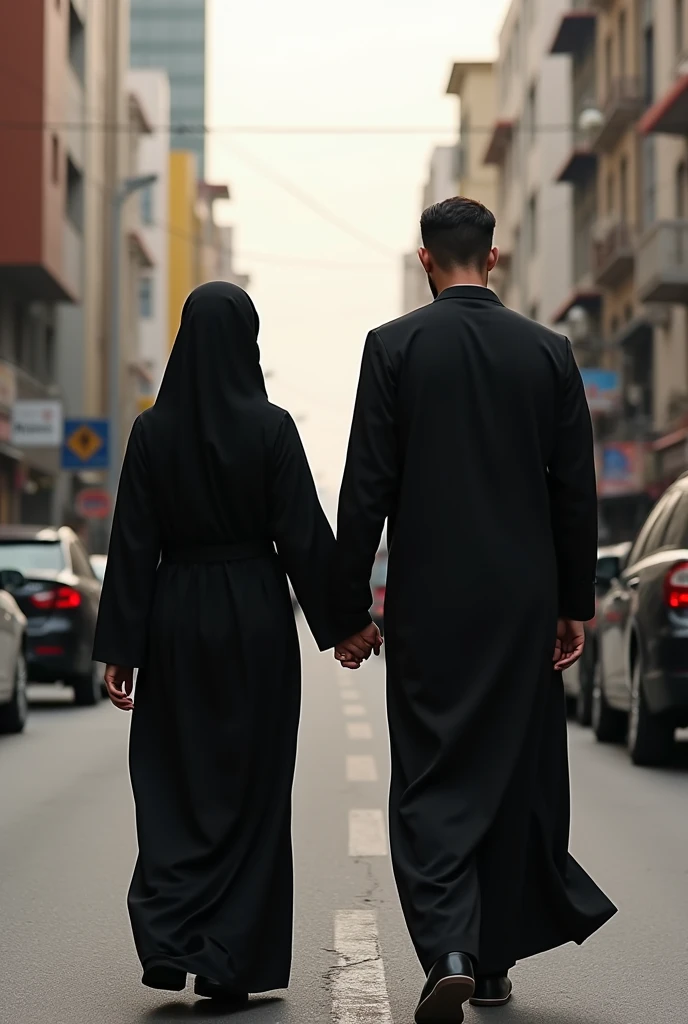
[596,440,654,543]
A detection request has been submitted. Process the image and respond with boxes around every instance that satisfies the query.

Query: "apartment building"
[401,146,456,313]
[0,0,84,523]
[486,0,573,324]
[446,62,503,290]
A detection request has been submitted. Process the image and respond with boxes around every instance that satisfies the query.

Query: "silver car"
[0,570,28,735]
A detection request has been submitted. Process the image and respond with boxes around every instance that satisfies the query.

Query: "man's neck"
[436,274,488,292]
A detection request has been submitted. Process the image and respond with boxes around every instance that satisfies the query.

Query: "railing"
[601,76,643,116]
[637,220,688,303]
[593,222,635,283]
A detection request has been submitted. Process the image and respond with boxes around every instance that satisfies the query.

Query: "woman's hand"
[104,664,135,711]
[335,623,382,670]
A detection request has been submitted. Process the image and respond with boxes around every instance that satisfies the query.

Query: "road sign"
[11,400,63,448]
[62,419,109,470]
[75,488,110,520]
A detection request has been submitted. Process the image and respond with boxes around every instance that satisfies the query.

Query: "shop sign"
[0,363,16,411]
[579,369,620,414]
[598,441,646,497]
[11,400,63,448]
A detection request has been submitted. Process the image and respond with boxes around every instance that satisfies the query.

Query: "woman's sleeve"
[269,413,369,651]
[92,418,161,667]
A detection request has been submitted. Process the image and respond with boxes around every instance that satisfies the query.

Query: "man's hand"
[553,618,585,672]
[104,664,135,711]
[335,623,383,670]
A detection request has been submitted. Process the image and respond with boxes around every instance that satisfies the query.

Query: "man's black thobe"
[335,286,617,974]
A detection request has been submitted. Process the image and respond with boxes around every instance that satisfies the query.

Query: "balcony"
[637,221,688,304]
[483,120,514,166]
[555,130,597,184]
[592,77,644,153]
[593,222,635,288]
[549,7,596,57]
[637,73,688,136]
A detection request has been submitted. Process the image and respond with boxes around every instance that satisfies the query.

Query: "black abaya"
[93,282,364,991]
[334,286,617,974]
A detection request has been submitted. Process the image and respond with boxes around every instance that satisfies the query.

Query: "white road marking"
[343,704,366,717]
[347,722,373,740]
[340,688,360,701]
[349,809,388,857]
[332,910,392,1024]
[346,755,378,782]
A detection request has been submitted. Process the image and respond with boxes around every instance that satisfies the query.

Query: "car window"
[70,541,93,579]
[596,555,622,584]
[660,490,688,549]
[0,541,64,573]
[627,489,680,565]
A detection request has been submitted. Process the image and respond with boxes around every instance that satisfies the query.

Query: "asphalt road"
[1,623,687,1024]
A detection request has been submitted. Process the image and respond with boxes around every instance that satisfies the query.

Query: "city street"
[1,623,687,1024]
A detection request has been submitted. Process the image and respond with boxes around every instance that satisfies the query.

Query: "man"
[334,198,616,1024]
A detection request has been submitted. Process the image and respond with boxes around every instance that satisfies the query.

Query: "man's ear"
[418,247,432,275]
[487,246,499,274]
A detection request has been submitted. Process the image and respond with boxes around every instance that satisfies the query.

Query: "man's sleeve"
[334,330,399,636]
[549,339,598,622]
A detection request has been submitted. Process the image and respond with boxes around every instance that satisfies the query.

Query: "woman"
[94,282,373,1003]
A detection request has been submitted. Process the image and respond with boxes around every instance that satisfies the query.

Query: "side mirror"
[0,569,26,593]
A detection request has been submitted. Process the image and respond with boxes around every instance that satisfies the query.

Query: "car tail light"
[35,645,65,656]
[664,561,688,608]
[372,586,386,616]
[29,586,81,611]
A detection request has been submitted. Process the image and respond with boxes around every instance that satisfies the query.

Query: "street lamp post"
[107,174,158,525]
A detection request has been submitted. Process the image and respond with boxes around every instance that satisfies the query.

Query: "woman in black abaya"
[93,282,373,1003]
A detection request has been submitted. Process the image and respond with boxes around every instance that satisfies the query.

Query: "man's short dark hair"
[420,197,496,271]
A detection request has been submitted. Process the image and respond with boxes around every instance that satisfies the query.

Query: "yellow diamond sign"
[66,424,104,463]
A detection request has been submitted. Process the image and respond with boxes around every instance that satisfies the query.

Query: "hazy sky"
[207,0,509,498]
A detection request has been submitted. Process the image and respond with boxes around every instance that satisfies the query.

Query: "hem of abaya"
[140,953,291,993]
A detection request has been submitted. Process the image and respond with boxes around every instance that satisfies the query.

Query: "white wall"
[127,69,170,394]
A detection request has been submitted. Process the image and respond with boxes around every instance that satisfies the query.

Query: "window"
[676,0,685,60]
[139,277,154,319]
[676,161,687,218]
[643,24,655,106]
[642,137,656,227]
[607,171,615,216]
[526,83,537,144]
[66,158,83,231]
[619,156,628,223]
[527,193,538,255]
[0,541,64,573]
[51,135,59,184]
[604,36,613,99]
[618,10,627,78]
[140,184,154,225]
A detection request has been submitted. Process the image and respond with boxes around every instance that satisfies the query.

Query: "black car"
[0,527,103,706]
[594,473,688,765]
[563,542,631,725]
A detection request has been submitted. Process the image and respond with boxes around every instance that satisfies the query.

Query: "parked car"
[0,569,28,734]
[563,542,632,725]
[593,473,688,765]
[0,527,103,707]
[370,550,388,633]
[89,554,107,583]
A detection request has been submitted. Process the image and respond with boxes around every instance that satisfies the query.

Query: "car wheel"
[627,659,674,767]
[0,652,29,735]
[71,663,102,707]
[576,648,594,727]
[592,661,625,744]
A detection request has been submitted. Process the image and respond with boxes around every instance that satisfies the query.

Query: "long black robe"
[93,282,362,992]
[335,285,617,975]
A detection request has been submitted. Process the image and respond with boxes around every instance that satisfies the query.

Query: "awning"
[127,231,155,268]
[653,426,688,453]
[555,145,597,184]
[550,288,601,325]
[637,74,688,135]
[483,120,514,165]
[549,10,596,56]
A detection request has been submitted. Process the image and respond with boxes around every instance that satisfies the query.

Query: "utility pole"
[107,174,158,527]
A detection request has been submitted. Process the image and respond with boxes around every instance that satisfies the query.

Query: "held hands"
[104,664,135,711]
[553,618,585,672]
[335,622,383,670]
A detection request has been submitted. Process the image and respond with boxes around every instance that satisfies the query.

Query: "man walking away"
[334,198,616,1023]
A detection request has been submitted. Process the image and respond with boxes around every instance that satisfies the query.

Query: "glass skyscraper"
[130,0,206,176]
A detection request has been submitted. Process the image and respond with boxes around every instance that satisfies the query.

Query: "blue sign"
[579,369,620,413]
[61,419,110,470]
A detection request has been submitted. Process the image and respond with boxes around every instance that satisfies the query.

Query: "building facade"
[0,0,86,524]
[486,0,574,325]
[130,0,207,176]
[168,151,200,350]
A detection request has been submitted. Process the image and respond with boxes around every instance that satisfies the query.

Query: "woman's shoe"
[194,976,249,1005]
[142,964,187,991]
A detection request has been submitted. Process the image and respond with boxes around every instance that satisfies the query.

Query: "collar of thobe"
[435,285,503,305]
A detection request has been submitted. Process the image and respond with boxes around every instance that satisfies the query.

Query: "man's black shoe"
[415,953,475,1024]
[193,976,249,1004]
[470,973,513,1006]
[141,964,187,991]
